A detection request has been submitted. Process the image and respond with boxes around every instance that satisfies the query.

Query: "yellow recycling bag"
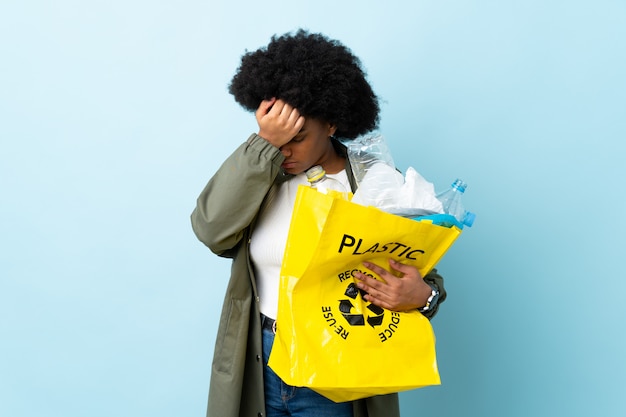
[268,185,462,402]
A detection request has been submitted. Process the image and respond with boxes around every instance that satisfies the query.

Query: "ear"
[328,124,337,137]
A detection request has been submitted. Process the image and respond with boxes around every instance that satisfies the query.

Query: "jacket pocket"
[213,298,246,375]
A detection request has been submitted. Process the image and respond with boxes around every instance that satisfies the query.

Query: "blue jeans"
[262,326,354,417]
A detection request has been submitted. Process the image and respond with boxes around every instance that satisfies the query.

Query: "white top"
[250,170,350,319]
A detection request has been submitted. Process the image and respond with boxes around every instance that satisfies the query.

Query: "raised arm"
[191,134,284,256]
[191,99,305,256]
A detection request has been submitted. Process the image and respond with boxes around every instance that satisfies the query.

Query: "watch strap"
[418,285,440,313]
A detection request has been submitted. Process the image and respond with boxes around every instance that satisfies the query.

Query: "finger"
[277,100,290,115]
[285,105,302,124]
[256,98,276,116]
[278,100,293,116]
[388,259,422,279]
[353,270,384,290]
[361,261,390,279]
[256,99,277,123]
[285,109,304,134]
[287,112,305,135]
[362,291,393,310]
[293,115,305,132]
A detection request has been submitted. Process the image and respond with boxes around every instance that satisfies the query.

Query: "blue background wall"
[2,1,624,416]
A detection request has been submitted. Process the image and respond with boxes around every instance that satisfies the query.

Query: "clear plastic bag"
[347,134,443,216]
[346,133,396,186]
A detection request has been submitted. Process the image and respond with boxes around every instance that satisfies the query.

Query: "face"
[279,118,339,175]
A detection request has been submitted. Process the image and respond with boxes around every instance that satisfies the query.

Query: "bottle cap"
[463,211,476,227]
[452,179,467,193]
[305,165,326,183]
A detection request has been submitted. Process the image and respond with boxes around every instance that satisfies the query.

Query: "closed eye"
[291,132,307,143]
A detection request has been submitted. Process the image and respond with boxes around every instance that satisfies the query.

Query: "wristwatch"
[418,285,440,313]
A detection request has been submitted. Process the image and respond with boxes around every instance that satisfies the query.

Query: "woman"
[191,29,446,417]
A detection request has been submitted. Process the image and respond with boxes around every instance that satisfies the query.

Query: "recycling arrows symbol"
[339,283,385,327]
[338,299,364,325]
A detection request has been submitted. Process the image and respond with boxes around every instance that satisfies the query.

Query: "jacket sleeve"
[421,268,446,320]
[190,134,285,257]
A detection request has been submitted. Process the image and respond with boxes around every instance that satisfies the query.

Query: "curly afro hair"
[228,29,380,139]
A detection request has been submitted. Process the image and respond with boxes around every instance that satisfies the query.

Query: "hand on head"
[256,98,306,148]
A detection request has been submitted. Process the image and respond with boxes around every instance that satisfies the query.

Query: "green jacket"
[191,133,446,417]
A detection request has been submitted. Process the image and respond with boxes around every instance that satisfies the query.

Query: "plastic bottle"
[435,179,476,227]
[305,165,349,199]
